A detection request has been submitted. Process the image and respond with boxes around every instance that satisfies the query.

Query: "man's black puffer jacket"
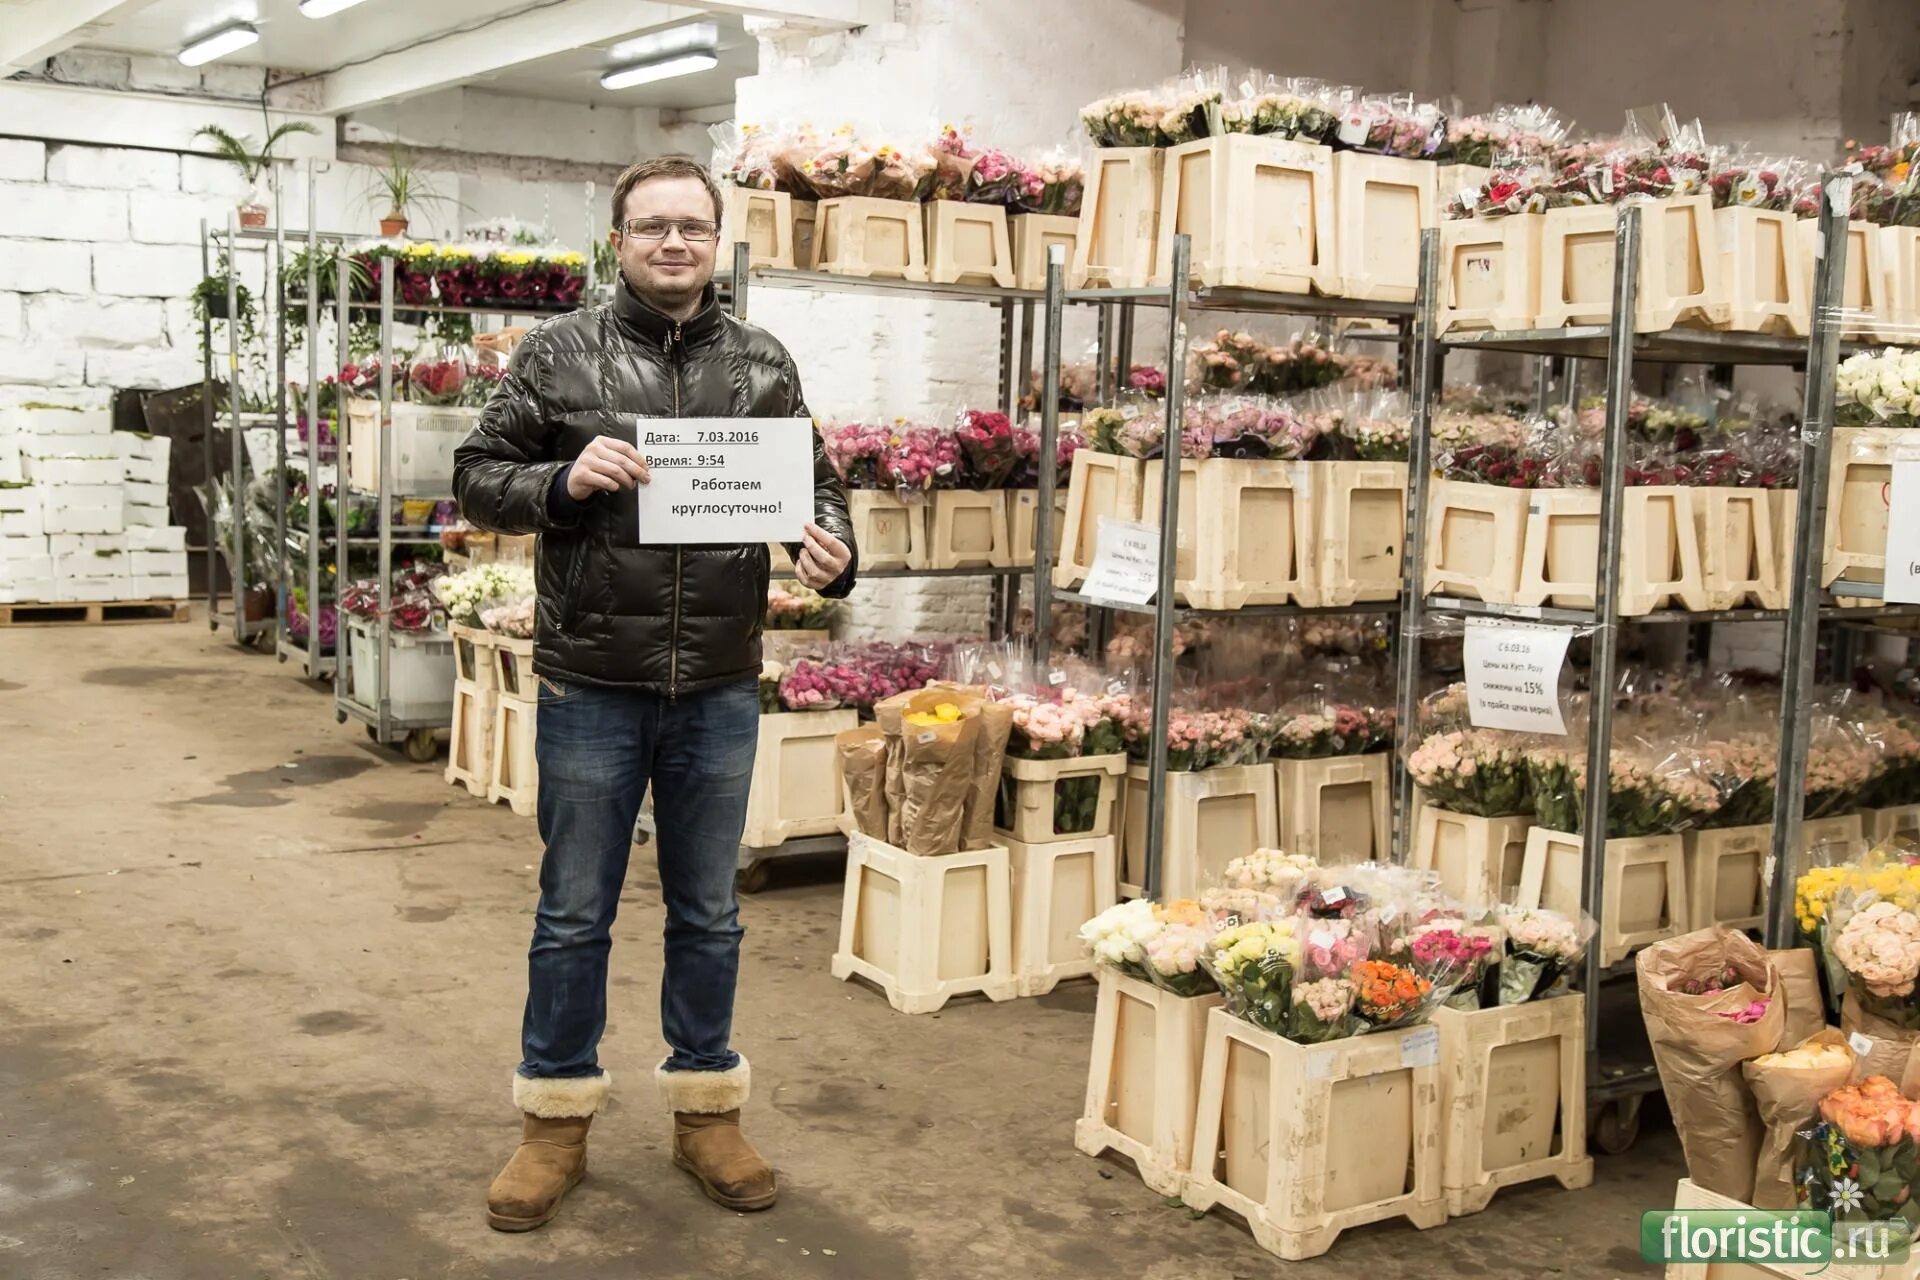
[452,279,856,696]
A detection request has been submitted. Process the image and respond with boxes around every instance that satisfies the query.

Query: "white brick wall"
[0,241,91,294]
[46,145,179,191]
[25,295,167,349]
[0,181,129,242]
[0,342,86,386]
[0,140,46,183]
[83,346,202,390]
[179,155,252,198]
[91,243,205,299]
[0,294,21,341]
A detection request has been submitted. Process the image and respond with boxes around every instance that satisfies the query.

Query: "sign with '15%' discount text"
[632,418,814,545]
[1463,620,1573,735]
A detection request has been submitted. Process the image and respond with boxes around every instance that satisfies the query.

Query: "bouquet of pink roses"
[953,408,1019,489]
[879,425,961,497]
[820,419,896,490]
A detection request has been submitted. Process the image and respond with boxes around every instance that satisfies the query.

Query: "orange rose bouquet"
[1794,1076,1920,1234]
[1350,959,1435,1031]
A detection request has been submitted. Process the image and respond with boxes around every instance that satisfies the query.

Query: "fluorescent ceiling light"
[609,21,719,63]
[299,0,373,16]
[600,51,717,91]
[178,21,260,67]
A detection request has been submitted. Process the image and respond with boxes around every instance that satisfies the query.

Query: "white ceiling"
[79,0,752,109]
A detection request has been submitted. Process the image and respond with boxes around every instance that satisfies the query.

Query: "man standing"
[454,156,856,1231]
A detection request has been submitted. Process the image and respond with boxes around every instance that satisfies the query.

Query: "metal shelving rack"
[1394,173,1869,1149]
[722,241,1041,642]
[1028,237,1416,901]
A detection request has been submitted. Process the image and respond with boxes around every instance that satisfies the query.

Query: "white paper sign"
[1399,1025,1440,1068]
[1882,458,1920,603]
[1850,1030,1875,1058]
[1080,517,1160,606]
[1463,620,1573,735]
[633,417,814,545]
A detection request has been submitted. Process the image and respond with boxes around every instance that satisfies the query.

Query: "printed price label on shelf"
[1080,517,1160,607]
[1463,620,1573,735]
[633,417,813,545]
[1399,1026,1440,1068]
[1881,457,1920,603]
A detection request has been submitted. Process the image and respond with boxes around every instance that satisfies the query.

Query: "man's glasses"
[621,218,720,242]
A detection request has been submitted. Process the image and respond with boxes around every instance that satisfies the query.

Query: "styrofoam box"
[124,456,167,484]
[26,458,124,486]
[44,506,123,535]
[111,433,171,464]
[1,407,112,435]
[0,510,42,537]
[49,533,126,556]
[137,573,189,598]
[42,482,120,507]
[126,525,186,552]
[122,504,166,528]
[131,549,187,575]
[0,554,54,582]
[55,577,126,602]
[0,485,38,515]
[0,534,48,559]
[0,581,53,603]
[56,551,129,579]
[0,440,19,484]
[124,479,166,506]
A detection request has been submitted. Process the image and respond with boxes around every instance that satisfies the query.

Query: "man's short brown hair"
[610,156,723,230]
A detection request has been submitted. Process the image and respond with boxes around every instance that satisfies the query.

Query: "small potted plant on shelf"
[191,122,321,228]
[366,144,456,238]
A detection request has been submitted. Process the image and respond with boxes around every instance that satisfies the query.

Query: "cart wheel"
[365,724,380,742]
[736,861,771,894]
[335,709,347,724]
[1590,1097,1643,1155]
[277,651,288,664]
[403,728,438,763]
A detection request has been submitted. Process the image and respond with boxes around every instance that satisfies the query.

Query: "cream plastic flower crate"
[1694,487,1785,610]
[813,196,929,281]
[1184,1010,1445,1260]
[1053,451,1144,590]
[1798,219,1892,341]
[847,489,929,571]
[1140,457,1318,609]
[1315,460,1407,606]
[1821,427,1920,596]
[924,200,1014,287]
[1714,206,1807,336]
[1434,997,1592,1217]
[1073,147,1163,289]
[1008,834,1117,997]
[1682,824,1768,933]
[995,752,1126,845]
[723,187,797,270]
[1273,754,1391,865]
[1121,762,1277,901]
[1515,487,1709,615]
[1011,214,1079,290]
[486,635,537,817]
[1883,226,1920,339]
[1423,479,1529,604]
[1664,1177,1920,1280]
[743,709,860,850]
[928,490,1011,570]
[1536,196,1727,332]
[1435,214,1544,335]
[1330,151,1437,303]
[345,401,479,495]
[446,624,498,798]
[1411,807,1532,906]
[1151,135,1337,294]
[1798,813,1865,860]
[1435,164,1492,212]
[830,832,1017,1014]
[792,199,818,269]
[1517,828,1687,966]
[1008,488,1067,568]
[1867,804,1920,842]
[1075,970,1221,1197]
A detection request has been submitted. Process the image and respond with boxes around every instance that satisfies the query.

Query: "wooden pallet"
[0,597,189,626]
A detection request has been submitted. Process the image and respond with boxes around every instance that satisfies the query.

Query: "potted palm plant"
[192,122,321,228]
[367,145,454,238]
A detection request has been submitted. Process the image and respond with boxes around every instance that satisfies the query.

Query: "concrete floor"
[0,613,1685,1280]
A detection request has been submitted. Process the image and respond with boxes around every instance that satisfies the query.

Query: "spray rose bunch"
[765,581,836,630]
[1223,849,1318,897]
[820,420,899,489]
[965,148,1041,207]
[1495,905,1592,1004]
[1078,899,1160,980]
[953,408,1018,489]
[880,425,962,496]
[1080,91,1174,148]
[1408,728,1533,817]
[1143,920,1216,996]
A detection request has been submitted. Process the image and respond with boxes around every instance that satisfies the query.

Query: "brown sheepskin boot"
[658,1057,776,1211]
[486,1072,611,1231]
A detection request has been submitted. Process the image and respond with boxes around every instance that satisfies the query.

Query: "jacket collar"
[612,275,724,351]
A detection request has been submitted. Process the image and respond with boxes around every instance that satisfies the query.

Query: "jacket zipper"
[668,321,683,701]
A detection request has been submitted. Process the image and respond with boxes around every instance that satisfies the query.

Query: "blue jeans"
[519,674,759,1081]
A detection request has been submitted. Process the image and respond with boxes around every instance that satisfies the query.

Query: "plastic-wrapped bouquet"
[1409,916,1504,1009]
[953,408,1019,489]
[1242,73,1342,144]
[408,345,472,407]
[1080,898,1219,996]
[1836,348,1920,428]
[479,595,534,638]
[1792,1076,1920,1235]
[1495,905,1593,1004]
[765,581,836,630]
[1205,918,1302,1033]
[964,147,1035,207]
[1524,738,1722,836]
[1222,849,1318,899]
[880,425,962,497]
[432,562,534,628]
[1337,93,1447,159]
[1079,898,1160,981]
[820,419,898,489]
[1017,149,1083,217]
[1407,727,1533,817]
